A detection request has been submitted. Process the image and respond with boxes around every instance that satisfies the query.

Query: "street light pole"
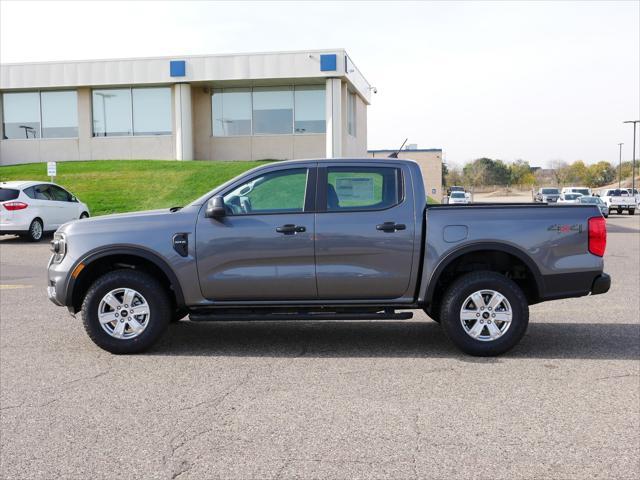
[623,120,639,194]
[617,142,624,189]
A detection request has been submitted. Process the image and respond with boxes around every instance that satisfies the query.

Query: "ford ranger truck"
[47,159,611,356]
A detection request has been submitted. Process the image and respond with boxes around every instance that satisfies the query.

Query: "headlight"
[50,233,66,263]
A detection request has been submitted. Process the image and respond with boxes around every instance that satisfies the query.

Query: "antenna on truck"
[387,138,408,158]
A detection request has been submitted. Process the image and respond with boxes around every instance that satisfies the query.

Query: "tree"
[463,158,510,187]
[509,160,535,186]
[585,161,615,187]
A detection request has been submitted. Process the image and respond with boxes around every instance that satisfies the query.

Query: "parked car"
[448,191,469,204]
[0,181,89,241]
[447,185,465,196]
[597,188,635,215]
[534,187,560,203]
[562,186,592,197]
[557,193,583,204]
[47,158,610,357]
[579,195,608,217]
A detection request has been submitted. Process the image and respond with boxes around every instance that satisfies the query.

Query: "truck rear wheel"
[439,271,529,356]
[629,209,635,215]
[81,269,171,354]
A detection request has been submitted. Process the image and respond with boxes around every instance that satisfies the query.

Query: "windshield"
[451,192,466,198]
[541,188,559,194]
[580,196,600,204]
[564,194,581,200]
[449,186,464,192]
[573,189,590,196]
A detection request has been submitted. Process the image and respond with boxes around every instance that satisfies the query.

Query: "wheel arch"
[66,245,185,313]
[423,242,544,312]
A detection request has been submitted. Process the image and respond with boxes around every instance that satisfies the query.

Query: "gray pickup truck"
[47,158,610,356]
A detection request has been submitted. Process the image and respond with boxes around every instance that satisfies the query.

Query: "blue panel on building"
[320,54,337,72]
[170,60,186,77]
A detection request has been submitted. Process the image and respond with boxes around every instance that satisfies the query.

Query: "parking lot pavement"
[1,215,638,480]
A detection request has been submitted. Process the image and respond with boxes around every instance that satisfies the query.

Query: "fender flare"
[65,245,186,309]
[423,242,544,305]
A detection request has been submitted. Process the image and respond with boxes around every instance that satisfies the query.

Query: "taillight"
[588,216,606,257]
[2,202,28,211]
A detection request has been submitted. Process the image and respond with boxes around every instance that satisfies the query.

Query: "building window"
[2,91,78,140]
[92,87,171,137]
[132,87,172,135]
[41,91,78,138]
[253,86,294,135]
[212,88,252,136]
[92,89,132,137]
[211,86,325,137]
[294,85,325,134]
[2,92,41,139]
[347,91,357,137]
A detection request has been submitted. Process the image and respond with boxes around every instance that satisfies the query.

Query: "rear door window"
[325,167,401,211]
[0,188,20,201]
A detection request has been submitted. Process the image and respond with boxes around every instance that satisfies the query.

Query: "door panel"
[315,165,416,299]
[195,166,317,301]
[196,213,316,300]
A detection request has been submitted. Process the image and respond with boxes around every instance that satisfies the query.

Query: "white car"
[561,186,591,197]
[448,191,469,204]
[0,181,90,241]
[557,193,583,204]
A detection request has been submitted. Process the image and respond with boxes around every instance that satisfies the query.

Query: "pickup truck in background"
[47,159,610,356]
[597,188,636,215]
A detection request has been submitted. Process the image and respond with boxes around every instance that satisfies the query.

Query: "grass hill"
[0,160,268,216]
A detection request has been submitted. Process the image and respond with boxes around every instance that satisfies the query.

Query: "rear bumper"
[590,273,611,296]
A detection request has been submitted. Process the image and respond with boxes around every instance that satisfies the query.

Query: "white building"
[0,49,371,165]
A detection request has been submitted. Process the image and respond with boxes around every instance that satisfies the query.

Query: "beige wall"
[368,150,443,201]
[341,84,367,157]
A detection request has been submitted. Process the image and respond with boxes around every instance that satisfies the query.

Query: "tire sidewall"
[440,272,529,356]
[28,219,43,242]
[82,270,170,354]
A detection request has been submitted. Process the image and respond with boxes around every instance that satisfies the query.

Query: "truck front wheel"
[81,269,171,354]
[439,271,529,356]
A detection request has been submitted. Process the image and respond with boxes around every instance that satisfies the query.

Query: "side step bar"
[189,311,414,322]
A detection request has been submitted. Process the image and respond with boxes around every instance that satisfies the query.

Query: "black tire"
[617,209,622,215]
[26,218,44,242]
[80,212,90,219]
[629,209,635,215]
[439,271,529,356]
[81,269,171,354]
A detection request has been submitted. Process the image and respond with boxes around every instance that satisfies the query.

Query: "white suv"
[0,181,90,241]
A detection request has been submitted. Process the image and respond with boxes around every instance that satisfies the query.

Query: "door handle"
[276,224,306,234]
[376,222,406,233]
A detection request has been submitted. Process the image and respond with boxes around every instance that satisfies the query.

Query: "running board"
[189,311,413,322]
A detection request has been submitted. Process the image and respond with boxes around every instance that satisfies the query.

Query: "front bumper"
[590,273,611,296]
[47,254,72,308]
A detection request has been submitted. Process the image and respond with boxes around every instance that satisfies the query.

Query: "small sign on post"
[47,162,57,183]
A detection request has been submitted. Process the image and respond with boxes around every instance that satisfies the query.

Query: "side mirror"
[205,196,226,218]
[71,195,78,203]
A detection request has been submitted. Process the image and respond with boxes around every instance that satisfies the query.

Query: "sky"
[1,0,638,167]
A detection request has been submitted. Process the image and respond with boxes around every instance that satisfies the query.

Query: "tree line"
[444,158,635,188]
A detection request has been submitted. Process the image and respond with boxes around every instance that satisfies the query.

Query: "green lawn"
[0,160,268,216]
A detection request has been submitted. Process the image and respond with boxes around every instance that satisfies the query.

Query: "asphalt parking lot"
[1,214,638,480]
